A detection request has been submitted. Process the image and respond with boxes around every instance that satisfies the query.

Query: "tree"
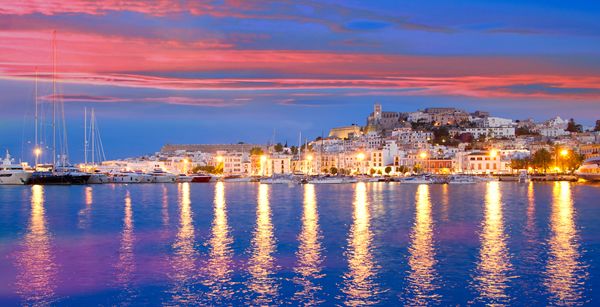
[531,148,553,173]
[566,118,583,133]
[330,167,338,175]
[384,166,392,175]
[510,157,530,172]
[290,146,298,155]
[595,120,600,132]
[369,168,376,176]
[274,142,283,152]
[250,147,264,156]
[192,165,222,175]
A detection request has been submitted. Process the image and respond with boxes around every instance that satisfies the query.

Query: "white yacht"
[150,169,177,183]
[448,175,476,184]
[309,176,357,184]
[260,175,298,184]
[87,170,110,184]
[400,176,434,184]
[109,171,144,183]
[0,151,32,185]
[575,157,600,181]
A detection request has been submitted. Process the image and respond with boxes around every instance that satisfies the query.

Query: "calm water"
[1,182,599,305]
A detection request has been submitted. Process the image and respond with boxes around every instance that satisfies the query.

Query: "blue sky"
[0,0,599,161]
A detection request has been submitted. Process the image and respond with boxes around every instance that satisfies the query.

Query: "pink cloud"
[0,28,599,101]
[38,94,250,107]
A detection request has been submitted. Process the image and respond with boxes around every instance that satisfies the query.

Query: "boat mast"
[84,107,87,165]
[34,67,39,165]
[52,30,57,167]
[91,109,95,165]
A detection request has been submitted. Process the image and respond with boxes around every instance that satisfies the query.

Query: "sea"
[1,181,599,305]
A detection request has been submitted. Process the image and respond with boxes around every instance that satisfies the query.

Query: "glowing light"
[34,148,42,156]
[247,184,278,304]
[341,182,381,305]
[293,184,324,304]
[169,182,198,303]
[216,156,224,163]
[306,154,314,162]
[116,190,135,294]
[404,184,440,304]
[260,155,267,163]
[545,182,586,305]
[356,153,365,161]
[205,182,234,302]
[473,182,512,305]
[489,149,498,158]
[560,149,569,157]
[15,185,57,304]
[419,152,428,160]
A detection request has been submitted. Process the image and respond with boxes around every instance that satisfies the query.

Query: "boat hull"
[87,173,109,184]
[191,176,211,183]
[0,172,32,185]
[30,172,90,185]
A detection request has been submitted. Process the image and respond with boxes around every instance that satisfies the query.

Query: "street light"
[489,149,498,158]
[216,155,224,163]
[560,149,569,157]
[306,154,313,175]
[34,147,42,166]
[356,152,365,175]
[419,151,428,174]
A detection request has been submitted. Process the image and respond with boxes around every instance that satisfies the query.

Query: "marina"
[1,181,598,305]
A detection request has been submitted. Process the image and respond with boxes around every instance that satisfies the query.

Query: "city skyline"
[1,1,600,159]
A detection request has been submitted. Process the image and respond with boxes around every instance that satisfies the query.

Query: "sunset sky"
[1,0,599,160]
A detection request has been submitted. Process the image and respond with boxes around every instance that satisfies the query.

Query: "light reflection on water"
[246,184,279,305]
[77,186,93,229]
[472,181,513,305]
[4,182,596,305]
[168,182,198,304]
[115,190,136,303]
[545,182,587,305]
[404,184,440,304]
[14,185,57,305]
[292,184,325,305]
[203,182,235,303]
[340,182,381,306]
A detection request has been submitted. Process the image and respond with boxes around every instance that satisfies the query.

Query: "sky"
[1,0,599,162]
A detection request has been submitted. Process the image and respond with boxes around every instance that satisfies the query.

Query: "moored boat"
[150,169,177,183]
[575,157,600,181]
[309,176,357,184]
[0,151,32,185]
[190,173,212,183]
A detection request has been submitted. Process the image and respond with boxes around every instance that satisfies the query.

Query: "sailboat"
[83,108,109,184]
[29,31,90,185]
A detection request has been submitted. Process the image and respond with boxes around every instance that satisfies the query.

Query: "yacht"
[575,157,600,181]
[176,174,194,183]
[260,175,298,184]
[109,171,144,183]
[87,170,110,184]
[30,165,90,185]
[190,173,212,183]
[221,175,253,183]
[400,176,434,184]
[309,176,357,184]
[150,169,177,183]
[448,175,476,184]
[0,151,32,185]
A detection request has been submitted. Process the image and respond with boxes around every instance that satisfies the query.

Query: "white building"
[464,127,516,139]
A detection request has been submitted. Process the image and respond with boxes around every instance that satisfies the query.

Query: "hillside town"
[98,104,600,179]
